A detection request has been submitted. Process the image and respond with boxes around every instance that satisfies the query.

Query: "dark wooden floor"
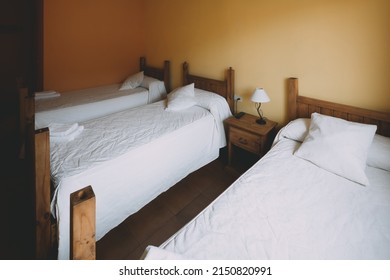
[96,152,254,260]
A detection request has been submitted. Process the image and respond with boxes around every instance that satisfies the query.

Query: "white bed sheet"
[35,79,166,129]
[143,128,390,260]
[51,90,232,259]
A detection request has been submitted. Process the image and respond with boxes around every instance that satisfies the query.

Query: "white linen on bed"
[51,91,232,259]
[143,128,390,260]
[35,79,167,129]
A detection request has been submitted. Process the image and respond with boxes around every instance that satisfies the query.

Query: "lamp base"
[256,118,266,125]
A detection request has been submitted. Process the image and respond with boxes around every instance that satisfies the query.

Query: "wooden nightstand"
[225,114,277,166]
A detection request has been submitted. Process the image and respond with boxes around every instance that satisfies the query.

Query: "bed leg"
[70,186,96,260]
[34,128,52,259]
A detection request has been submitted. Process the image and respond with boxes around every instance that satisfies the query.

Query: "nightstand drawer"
[230,126,261,155]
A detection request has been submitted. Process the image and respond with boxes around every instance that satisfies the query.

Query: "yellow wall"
[44,0,145,92]
[44,0,390,125]
[144,0,390,125]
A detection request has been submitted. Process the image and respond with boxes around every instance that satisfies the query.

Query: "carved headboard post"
[288,77,298,121]
[139,57,146,71]
[226,67,235,113]
[163,60,171,92]
[182,62,189,85]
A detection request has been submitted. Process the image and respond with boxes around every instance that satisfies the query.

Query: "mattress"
[51,89,232,259]
[35,78,166,129]
[142,121,390,260]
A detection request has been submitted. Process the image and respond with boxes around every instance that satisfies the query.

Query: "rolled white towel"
[50,125,84,143]
[35,90,57,96]
[49,123,79,137]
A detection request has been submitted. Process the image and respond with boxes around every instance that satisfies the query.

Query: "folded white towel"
[50,125,84,143]
[35,90,61,100]
[49,123,79,137]
[35,90,57,96]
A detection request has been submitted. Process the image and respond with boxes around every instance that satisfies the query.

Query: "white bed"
[54,90,231,259]
[34,57,170,129]
[141,78,390,260]
[35,63,235,260]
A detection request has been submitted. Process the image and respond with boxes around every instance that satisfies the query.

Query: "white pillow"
[279,118,311,142]
[294,113,377,186]
[165,83,197,111]
[119,71,144,90]
[367,134,390,171]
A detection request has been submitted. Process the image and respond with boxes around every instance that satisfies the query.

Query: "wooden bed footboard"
[288,77,390,137]
[34,128,94,259]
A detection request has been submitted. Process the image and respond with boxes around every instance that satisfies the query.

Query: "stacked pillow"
[165,83,197,111]
[119,71,144,90]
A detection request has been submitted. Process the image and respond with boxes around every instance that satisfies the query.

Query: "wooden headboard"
[288,77,390,137]
[140,57,171,92]
[182,62,235,113]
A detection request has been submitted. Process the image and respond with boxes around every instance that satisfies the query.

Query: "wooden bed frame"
[18,57,172,257]
[18,56,170,259]
[29,62,234,259]
[288,77,390,137]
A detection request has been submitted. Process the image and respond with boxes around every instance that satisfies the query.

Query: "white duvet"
[51,89,232,259]
[143,125,390,260]
[35,80,166,129]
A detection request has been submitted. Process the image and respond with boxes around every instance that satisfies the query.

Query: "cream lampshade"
[251,88,270,125]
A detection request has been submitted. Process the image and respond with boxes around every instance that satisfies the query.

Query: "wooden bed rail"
[288,77,390,137]
[70,186,96,260]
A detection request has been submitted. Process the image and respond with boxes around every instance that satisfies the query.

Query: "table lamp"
[251,88,270,125]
